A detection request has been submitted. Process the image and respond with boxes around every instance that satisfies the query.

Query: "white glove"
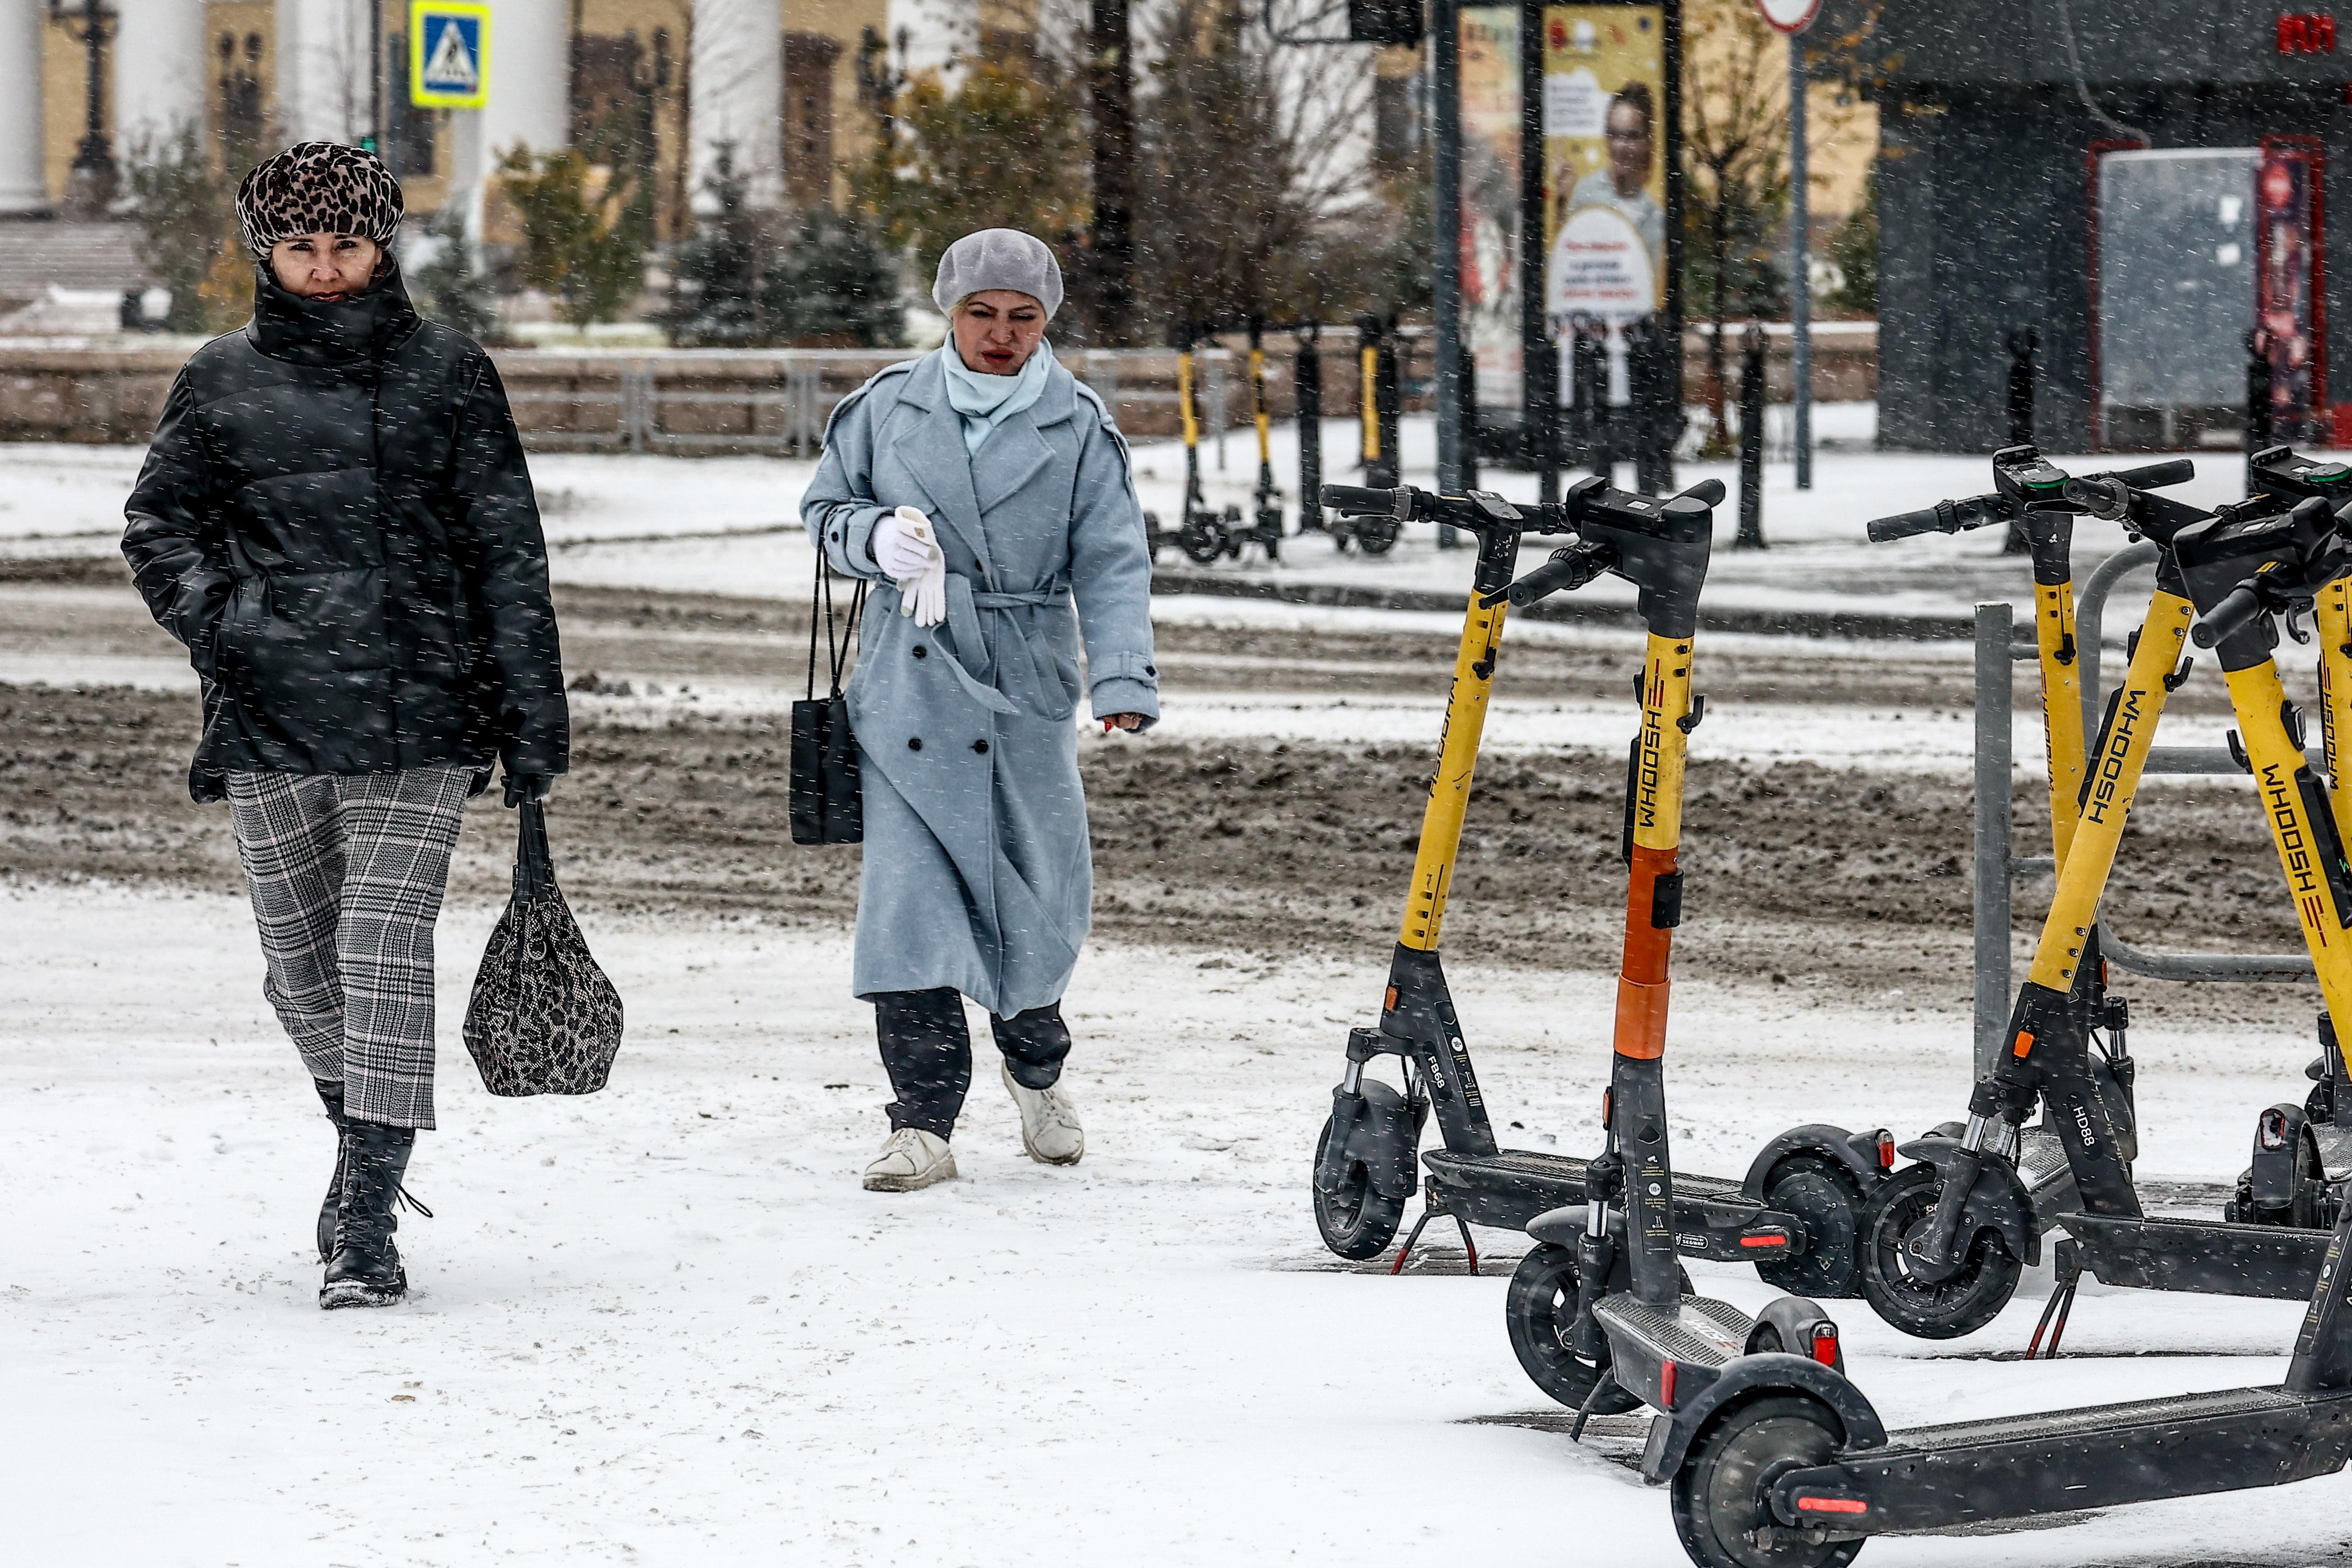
[905,559,947,628]
[872,505,942,581]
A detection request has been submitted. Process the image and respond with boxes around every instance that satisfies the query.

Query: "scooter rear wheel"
[1755,1155,1863,1299]
[1670,1395,1864,1568]
[1504,1243,1641,1413]
[1856,1163,2022,1339]
[1311,1116,1405,1259]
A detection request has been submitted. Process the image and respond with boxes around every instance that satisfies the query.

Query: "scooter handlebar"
[2192,581,2269,649]
[1506,541,1619,607]
[1319,485,1409,519]
[1865,503,1956,543]
[2094,458,2196,492]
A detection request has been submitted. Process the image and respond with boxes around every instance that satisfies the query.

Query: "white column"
[479,0,569,160]
[0,0,48,212]
[689,0,782,208]
[275,0,368,143]
[114,0,211,154]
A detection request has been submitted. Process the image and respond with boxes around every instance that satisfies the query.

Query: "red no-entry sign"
[1754,0,1821,34]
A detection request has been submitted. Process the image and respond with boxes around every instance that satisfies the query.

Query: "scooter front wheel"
[1754,1155,1864,1299]
[1856,1163,2022,1339]
[1505,1243,1640,1413]
[1670,1395,1864,1568]
[1311,1116,1405,1259]
[1178,514,1229,564]
[1354,515,1401,556]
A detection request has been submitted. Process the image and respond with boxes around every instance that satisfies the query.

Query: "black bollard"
[2006,327,2038,446]
[1296,328,1324,535]
[1572,325,1610,482]
[1374,314,1403,490]
[1629,315,1678,497]
[2002,327,2038,554]
[2247,328,2275,492]
[1735,322,1766,550]
[1459,341,1481,494]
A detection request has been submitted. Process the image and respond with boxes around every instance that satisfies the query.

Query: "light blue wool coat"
[800,348,1159,1015]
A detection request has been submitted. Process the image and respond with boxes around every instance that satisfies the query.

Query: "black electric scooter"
[1640,484,2352,1568]
[1311,478,1893,1304]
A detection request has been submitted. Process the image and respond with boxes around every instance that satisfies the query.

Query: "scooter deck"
[2063,1211,2330,1299]
[1778,1385,2352,1535]
[1593,1291,1752,1413]
[1421,1147,1799,1263]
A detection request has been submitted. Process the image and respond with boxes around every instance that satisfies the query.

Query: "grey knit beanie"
[931,229,1064,320]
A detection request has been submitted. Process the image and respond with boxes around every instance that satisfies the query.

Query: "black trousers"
[874,988,1070,1139]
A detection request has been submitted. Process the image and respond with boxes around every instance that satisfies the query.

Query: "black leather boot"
[321,1121,417,1310]
[314,1080,347,1265]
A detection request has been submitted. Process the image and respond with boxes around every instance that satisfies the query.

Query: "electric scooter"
[1639,483,2352,1568]
[1855,451,2352,1337]
[1311,478,1893,1302]
[2228,445,2352,1225]
[1478,463,1855,1425]
[1322,321,1402,556]
[1147,322,1243,564]
[1851,446,2197,1296]
[1237,318,1284,560]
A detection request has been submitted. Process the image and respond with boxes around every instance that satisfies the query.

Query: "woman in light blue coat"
[801,229,1158,1193]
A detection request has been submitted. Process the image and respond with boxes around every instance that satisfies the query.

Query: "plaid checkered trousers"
[227,768,474,1128]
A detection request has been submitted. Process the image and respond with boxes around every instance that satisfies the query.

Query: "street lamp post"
[51,0,119,217]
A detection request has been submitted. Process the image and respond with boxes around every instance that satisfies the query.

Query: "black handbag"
[462,802,625,1096]
[791,553,867,846]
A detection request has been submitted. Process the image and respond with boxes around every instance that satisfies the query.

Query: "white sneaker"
[1001,1059,1085,1165]
[862,1127,957,1192]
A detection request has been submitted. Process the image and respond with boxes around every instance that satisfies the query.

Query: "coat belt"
[899,574,1073,721]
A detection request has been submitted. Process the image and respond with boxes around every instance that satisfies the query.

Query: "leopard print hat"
[235,141,405,258]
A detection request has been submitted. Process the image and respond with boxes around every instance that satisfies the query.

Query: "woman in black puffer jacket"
[122,142,568,1311]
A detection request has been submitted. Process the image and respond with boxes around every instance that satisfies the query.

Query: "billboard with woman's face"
[1544,5,1668,332]
[1461,3,1672,418]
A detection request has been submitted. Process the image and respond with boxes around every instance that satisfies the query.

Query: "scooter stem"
[1615,631,1695,1307]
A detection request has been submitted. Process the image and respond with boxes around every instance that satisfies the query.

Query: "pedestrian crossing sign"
[410,1,489,109]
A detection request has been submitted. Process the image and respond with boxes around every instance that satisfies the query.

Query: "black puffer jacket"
[123,261,568,803]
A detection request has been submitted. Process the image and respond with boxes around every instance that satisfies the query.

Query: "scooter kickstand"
[1454,1215,1480,1275]
[2026,1239,2083,1359]
[1569,1371,1624,1443]
[1389,1207,1439,1275]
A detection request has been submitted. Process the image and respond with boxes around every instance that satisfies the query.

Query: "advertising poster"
[1542,5,1668,333]
[2256,136,2325,440]
[1460,6,1523,411]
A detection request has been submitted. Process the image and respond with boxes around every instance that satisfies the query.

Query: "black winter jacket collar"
[246,260,423,366]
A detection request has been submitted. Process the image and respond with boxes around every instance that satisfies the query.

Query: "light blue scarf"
[940,339,1056,455]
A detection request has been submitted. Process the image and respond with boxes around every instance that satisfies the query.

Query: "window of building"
[782,33,841,209]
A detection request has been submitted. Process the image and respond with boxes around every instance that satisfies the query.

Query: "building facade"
[7,0,888,234]
[1826,0,2352,451]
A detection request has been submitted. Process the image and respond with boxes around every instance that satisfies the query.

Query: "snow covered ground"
[6,879,2351,1566]
[12,426,2352,1563]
